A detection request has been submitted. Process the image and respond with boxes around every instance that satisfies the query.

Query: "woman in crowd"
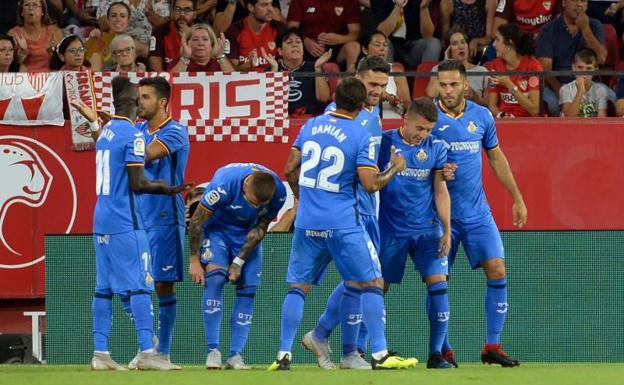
[8,0,63,72]
[486,23,542,117]
[0,35,27,72]
[50,34,88,70]
[361,30,411,118]
[110,33,146,72]
[171,23,234,72]
[426,26,489,106]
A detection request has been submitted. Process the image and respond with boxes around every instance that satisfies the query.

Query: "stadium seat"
[321,62,341,100]
[602,23,621,70]
[412,61,438,99]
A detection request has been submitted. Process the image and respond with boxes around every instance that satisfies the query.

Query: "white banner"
[0,72,64,126]
[64,71,97,151]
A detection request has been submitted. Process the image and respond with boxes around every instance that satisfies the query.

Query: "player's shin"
[157,293,177,354]
[130,291,155,352]
[427,281,450,355]
[485,278,508,344]
[314,282,344,341]
[279,287,307,353]
[202,270,227,351]
[340,285,363,355]
[360,286,388,357]
[92,291,113,352]
[230,286,256,357]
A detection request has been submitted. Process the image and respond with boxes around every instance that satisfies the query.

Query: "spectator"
[371,0,441,70]
[0,34,27,72]
[587,0,624,37]
[560,47,608,116]
[615,76,624,116]
[494,0,562,36]
[171,22,235,71]
[537,0,607,117]
[214,0,282,34]
[110,33,146,71]
[287,0,361,72]
[149,0,198,71]
[85,1,134,70]
[194,0,218,24]
[8,0,64,72]
[427,26,489,106]
[50,34,89,70]
[440,0,497,59]
[97,0,170,56]
[61,0,99,27]
[224,0,284,70]
[275,27,331,117]
[362,30,410,118]
[486,23,542,117]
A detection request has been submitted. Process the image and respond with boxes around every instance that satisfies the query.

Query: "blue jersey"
[136,118,190,228]
[200,163,287,236]
[378,129,447,236]
[93,116,146,234]
[325,102,382,216]
[433,100,499,222]
[293,111,377,230]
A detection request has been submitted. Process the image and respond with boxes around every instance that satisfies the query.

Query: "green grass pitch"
[1,364,623,385]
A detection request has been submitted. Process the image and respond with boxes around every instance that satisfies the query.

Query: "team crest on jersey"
[334,6,343,16]
[467,121,478,133]
[268,41,276,50]
[207,190,220,205]
[416,149,428,162]
[542,1,551,10]
[133,137,145,156]
[519,80,528,91]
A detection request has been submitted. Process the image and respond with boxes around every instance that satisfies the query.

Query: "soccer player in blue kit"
[187,163,286,370]
[268,78,416,371]
[90,76,190,371]
[433,60,527,367]
[377,98,453,369]
[302,56,390,370]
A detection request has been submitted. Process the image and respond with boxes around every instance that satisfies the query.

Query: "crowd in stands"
[0,0,622,117]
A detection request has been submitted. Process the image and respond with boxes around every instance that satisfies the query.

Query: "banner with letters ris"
[0,72,64,126]
[65,71,290,151]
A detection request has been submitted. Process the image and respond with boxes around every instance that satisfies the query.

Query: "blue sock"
[202,270,227,351]
[357,321,368,353]
[427,281,450,355]
[130,291,155,352]
[92,291,113,352]
[361,287,387,355]
[426,291,453,352]
[485,278,508,345]
[157,294,177,354]
[279,287,306,352]
[340,285,362,355]
[230,286,256,357]
[314,282,344,341]
[120,293,133,321]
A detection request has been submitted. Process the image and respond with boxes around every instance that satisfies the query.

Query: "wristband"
[216,54,226,61]
[232,257,245,267]
[180,56,191,65]
[89,120,100,132]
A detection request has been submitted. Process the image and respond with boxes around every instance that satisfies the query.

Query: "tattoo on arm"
[236,217,271,262]
[189,206,213,257]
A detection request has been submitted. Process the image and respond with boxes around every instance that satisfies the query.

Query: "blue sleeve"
[377,131,392,170]
[264,182,287,221]
[157,124,189,154]
[535,24,553,58]
[200,173,232,211]
[617,77,624,99]
[482,110,499,150]
[356,131,377,169]
[433,141,447,170]
[124,133,146,164]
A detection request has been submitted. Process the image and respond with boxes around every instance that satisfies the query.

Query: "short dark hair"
[575,47,598,66]
[276,27,303,49]
[174,0,197,8]
[497,23,535,56]
[138,76,171,104]
[335,78,367,112]
[437,59,467,78]
[356,55,391,75]
[250,172,276,204]
[444,25,469,47]
[107,1,131,17]
[111,75,136,110]
[407,97,438,123]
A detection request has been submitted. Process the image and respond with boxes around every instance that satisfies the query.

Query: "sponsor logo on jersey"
[449,141,480,153]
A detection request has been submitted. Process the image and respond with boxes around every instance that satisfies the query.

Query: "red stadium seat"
[602,23,621,69]
[412,61,438,99]
[321,62,340,100]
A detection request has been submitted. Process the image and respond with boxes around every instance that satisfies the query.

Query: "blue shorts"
[94,230,154,294]
[361,214,380,252]
[147,225,185,282]
[448,215,505,270]
[380,226,448,283]
[199,230,262,286]
[287,226,382,285]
